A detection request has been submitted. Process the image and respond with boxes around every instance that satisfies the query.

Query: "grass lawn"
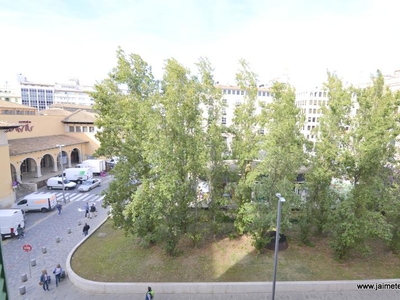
[71,218,400,282]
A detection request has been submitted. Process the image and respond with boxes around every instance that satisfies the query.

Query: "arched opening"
[20,158,38,181]
[57,150,68,171]
[40,154,55,176]
[71,148,80,164]
[10,164,17,183]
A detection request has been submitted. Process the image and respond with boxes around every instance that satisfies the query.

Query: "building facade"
[0,100,100,208]
[295,89,329,143]
[53,78,94,106]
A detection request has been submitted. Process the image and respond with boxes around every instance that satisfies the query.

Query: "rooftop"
[8,134,88,156]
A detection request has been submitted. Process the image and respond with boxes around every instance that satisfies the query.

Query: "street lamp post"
[56,144,66,203]
[272,193,286,300]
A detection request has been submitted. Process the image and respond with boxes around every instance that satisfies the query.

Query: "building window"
[309,100,313,105]
[241,90,244,95]
[69,126,75,132]
[228,90,231,95]
[313,108,316,114]
[308,117,311,122]
[258,129,265,135]
[307,125,311,130]
[312,117,315,122]
[313,100,317,105]
[236,90,240,95]
[222,109,226,115]
[89,126,95,132]
[222,117,226,125]
[308,108,312,113]
[235,101,241,106]
[82,126,88,132]
[222,99,227,105]
[76,126,82,132]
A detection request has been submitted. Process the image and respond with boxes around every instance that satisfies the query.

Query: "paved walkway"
[3,180,400,299]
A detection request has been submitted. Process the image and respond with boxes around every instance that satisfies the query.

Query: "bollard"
[19,285,26,295]
[42,247,47,254]
[55,236,60,243]
[78,220,81,226]
[21,274,27,282]
[67,228,71,234]
[30,259,36,267]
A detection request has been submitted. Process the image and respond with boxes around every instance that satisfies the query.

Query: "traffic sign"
[22,244,32,252]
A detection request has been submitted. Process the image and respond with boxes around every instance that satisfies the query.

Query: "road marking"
[29,191,105,203]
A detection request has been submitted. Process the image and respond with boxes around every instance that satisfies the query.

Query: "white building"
[215,85,273,153]
[18,74,55,111]
[54,78,94,106]
[0,82,21,104]
[13,74,94,110]
[295,89,329,143]
[216,84,273,128]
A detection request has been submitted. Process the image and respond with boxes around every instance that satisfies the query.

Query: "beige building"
[0,100,100,208]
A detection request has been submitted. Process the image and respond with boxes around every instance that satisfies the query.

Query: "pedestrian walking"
[89,203,96,218]
[56,202,62,215]
[16,224,24,239]
[145,286,155,299]
[40,270,50,291]
[53,264,63,287]
[83,223,90,236]
[84,202,89,218]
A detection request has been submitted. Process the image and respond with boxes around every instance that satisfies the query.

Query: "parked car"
[78,179,101,192]
[46,177,77,190]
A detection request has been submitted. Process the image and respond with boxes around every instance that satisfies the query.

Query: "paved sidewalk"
[2,194,109,300]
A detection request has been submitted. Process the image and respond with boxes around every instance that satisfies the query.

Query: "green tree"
[235,81,307,250]
[128,58,207,255]
[92,48,156,232]
[316,71,400,258]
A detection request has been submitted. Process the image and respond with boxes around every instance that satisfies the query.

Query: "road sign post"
[22,244,32,278]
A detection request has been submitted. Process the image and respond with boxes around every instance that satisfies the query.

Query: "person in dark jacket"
[83,223,90,236]
[40,269,50,291]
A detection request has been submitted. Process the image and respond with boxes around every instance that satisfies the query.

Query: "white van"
[0,209,25,239]
[12,193,58,213]
[46,177,77,190]
[62,168,93,184]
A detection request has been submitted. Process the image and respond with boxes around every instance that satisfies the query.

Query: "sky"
[0,0,399,90]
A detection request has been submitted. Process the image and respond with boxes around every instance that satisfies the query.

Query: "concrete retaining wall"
[65,217,399,295]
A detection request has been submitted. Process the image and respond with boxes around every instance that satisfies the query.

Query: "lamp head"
[275,193,286,202]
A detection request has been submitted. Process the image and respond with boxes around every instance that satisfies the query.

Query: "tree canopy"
[92,48,400,258]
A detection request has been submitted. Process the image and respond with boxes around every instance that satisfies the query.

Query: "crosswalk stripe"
[23,191,104,203]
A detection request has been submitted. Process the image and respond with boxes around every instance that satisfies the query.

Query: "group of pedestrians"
[84,202,97,219]
[39,264,64,291]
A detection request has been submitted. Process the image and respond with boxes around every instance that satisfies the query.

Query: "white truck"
[0,209,25,239]
[62,167,93,184]
[76,159,106,175]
